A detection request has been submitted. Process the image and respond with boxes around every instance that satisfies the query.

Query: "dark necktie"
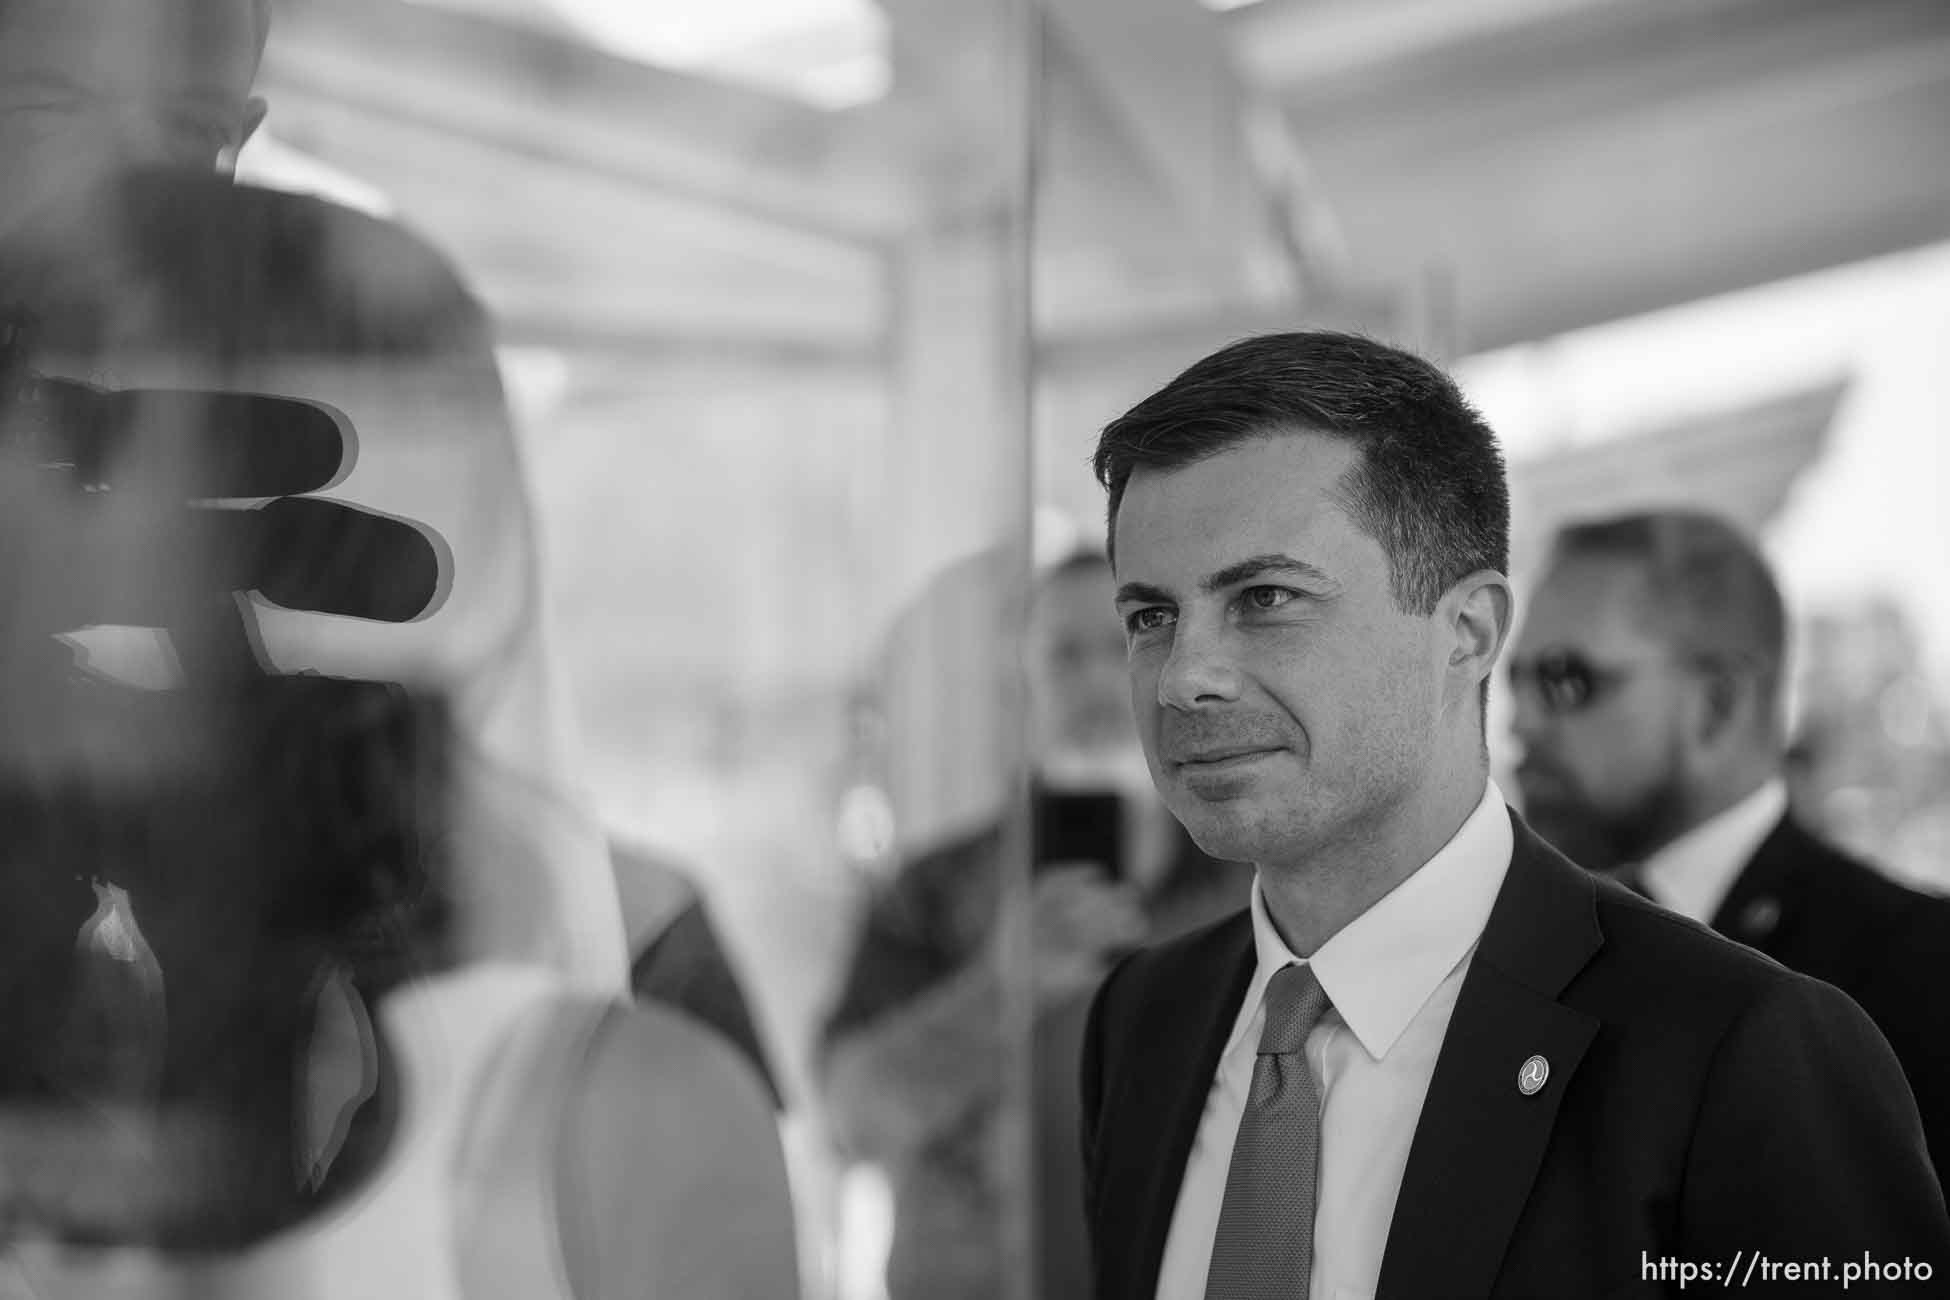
[1204,962,1333,1300]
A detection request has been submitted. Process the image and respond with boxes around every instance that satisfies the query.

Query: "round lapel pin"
[1517,1054,1550,1096]
[1738,898,1782,939]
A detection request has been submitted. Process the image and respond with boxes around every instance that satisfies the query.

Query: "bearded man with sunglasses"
[1511,508,1950,1176]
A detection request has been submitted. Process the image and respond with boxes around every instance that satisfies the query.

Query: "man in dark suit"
[1079,333,1949,1298]
[1511,508,1950,1173]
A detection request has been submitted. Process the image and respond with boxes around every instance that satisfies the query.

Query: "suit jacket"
[1711,815,1950,1173]
[1080,809,1950,1299]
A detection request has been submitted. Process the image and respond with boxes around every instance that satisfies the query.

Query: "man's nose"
[1157,626,1242,710]
[97,102,226,173]
[1507,677,1554,749]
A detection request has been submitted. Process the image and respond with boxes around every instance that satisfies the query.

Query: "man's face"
[0,0,263,235]
[1027,562,1134,763]
[1508,553,1692,870]
[1112,433,1448,868]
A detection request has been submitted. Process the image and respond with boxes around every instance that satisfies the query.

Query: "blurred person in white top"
[0,0,798,1295]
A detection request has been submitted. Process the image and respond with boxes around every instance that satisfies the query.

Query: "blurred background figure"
[0,0,797,1290]
[0,172,798,1298]
[1510,509,1950,1171]
[817,550,1251,1300]
[1786,598,1950,891]
[0,0,775,1093]
[0,0,267,260]
[614,837,780,1105]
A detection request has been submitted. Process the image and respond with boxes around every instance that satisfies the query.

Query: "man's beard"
[1521,765,1694,874]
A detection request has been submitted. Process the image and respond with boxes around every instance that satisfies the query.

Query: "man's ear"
[218,99,270,177]
[241,96,268,148]
[1443,568,1514,696]
[1690,658,1756,751]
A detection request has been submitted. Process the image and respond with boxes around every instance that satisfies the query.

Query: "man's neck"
[1634,775,1788,924]
[1632,761,1779,864]
[1256,761,1489,958]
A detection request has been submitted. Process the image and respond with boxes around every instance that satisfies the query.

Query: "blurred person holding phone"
[0,170,799,1300]
[0,0,778,1093]
[0,0,268,265]
[0,0,799,1292]
[819,550,1251,1300]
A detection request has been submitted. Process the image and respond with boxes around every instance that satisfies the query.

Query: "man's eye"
[1243,586,1295,611]
[1125,607,1173,634]
[1541,671,1593,712]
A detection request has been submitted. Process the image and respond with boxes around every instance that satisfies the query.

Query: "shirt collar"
[1233,779,1514,1062]
[1638,779,1787,924]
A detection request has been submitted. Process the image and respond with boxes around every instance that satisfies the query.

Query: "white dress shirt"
[1636,779,1787,924]
[1154,781,1514,1300]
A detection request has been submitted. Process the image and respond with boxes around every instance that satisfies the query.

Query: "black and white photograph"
[1,0,1946,1296]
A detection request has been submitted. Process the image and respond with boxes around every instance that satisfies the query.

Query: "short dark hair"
[1093,331,1509,617]
[1551,509,1787,710]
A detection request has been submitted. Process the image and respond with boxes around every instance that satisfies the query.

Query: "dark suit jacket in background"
[1081,810,1950,1299]
[1711,814,1950,1173]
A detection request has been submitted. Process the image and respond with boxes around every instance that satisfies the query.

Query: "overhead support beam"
[265,0,906,246]
[1037,280,1415,379]
[1232,0,1950,351]
[259,0,1386,365]
[1039,0,1272,292]
[1509,382,1846,551]
[882,0,1347,305]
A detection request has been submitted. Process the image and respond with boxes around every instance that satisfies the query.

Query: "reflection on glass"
[1,9,797,1284]
[5,0,1038,1295]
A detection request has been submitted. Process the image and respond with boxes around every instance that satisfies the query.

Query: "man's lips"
[1515,757,1573,794]
[1170,746,1282,769]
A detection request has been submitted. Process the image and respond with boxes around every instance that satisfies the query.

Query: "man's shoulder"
[1588,876,1789,986]
[1572,886,1950,1272]
[1576,876,1884,1043]
[1095,863,1812,1025]
[1491,819,1816,1031]
[1741,818,1950,980]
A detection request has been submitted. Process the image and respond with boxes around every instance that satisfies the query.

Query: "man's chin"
[1168,798,1276,866]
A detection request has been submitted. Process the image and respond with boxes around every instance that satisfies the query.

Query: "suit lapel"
[1708,814,1804,952]
[1375,814,1603,1300]
[1098,914,1255,1300]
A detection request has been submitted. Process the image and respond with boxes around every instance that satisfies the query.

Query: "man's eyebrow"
[1114,554,1341,607]
[1114,580,1174,606]
[0,70,91,103]
[1204,553,1340,594]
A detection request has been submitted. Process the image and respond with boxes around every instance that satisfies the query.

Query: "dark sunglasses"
[1506,650,1659,715]
[1507,648,1753,716]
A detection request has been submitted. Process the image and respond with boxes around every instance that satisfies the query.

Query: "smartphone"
[1033,790,1124,883]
